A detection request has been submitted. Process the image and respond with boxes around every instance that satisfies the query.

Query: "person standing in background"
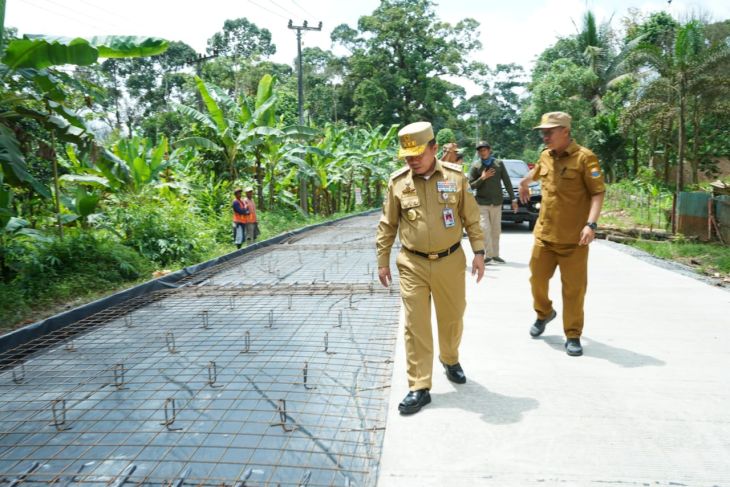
[232,188,248,249]
[468,141,518,263]
[242,186,259,245]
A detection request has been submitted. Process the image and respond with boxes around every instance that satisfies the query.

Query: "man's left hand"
[579,226,595,245]
[471,254,485,283]
[511,200,519,213]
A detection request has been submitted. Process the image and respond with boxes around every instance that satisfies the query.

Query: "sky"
[5,0,730,80]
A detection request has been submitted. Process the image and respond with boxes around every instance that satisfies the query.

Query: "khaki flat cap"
[398,121,434,158]
[534,111,572,130]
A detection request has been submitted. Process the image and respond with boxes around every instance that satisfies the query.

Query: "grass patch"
[630,239,730,277]
[603,180,729,282]
[602,183,673,232]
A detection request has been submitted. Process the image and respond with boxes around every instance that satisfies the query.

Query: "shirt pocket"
[561,162,581,179]
[400,197,421,222]
[400,197,420,209]
[558,162,585,194]
[538,165,552,193]
[439,189,460,205]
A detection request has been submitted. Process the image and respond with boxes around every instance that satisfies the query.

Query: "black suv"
[501,159,541,230]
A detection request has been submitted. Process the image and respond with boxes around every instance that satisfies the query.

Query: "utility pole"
[475,113,480,146]
[0,0,6,49]
[288,19,322,216]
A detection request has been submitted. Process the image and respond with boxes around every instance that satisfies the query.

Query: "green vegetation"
[0,205,368,331]
[602,169,674,232]
[603,174,729,281]
[1,1,729,328]
[632,239,730,277]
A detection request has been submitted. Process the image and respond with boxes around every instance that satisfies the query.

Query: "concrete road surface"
[378,223,730,487]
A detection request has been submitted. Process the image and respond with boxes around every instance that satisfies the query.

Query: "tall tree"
[463,63,529,158]
[205,18,276,99]
[331,0,480,128]
[97,40,197,135]
[206,18,276,60]
[628,19,730,191]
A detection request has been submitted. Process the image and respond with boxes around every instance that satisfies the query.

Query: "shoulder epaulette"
[390,166,410,179]
[577,146,597,158]
[441,161,464,172]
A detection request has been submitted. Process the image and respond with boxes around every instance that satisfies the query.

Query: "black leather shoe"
[565,338,583,356]
[398,389,431,414]
[529,309,557,338]
[441,361,467,384]
[492,256,505,263]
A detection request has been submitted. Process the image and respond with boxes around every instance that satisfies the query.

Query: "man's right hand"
[480,167,496,180]
[518,180,531,204]
[378,267,392,288]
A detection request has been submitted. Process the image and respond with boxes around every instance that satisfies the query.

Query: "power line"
[75,0,138,27]
[247,0,289,20]
[33,0,127,31]
[269,0,303,22]
[22,0,105,33]
[288,0,313,19]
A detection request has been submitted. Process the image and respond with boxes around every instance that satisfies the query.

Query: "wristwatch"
[586,221,597,231]
[474,250,485,255]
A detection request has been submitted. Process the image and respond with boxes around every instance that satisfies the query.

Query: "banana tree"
[305,124,347,215]
[59,186,101,228]
[111,136,171,193]
[175,74,317,210]
[340,124,398,210]
[1,35,168,236]
[174,75,276,184]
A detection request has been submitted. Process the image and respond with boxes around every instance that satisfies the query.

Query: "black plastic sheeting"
[0,212,402,486]
[0,210,379,358]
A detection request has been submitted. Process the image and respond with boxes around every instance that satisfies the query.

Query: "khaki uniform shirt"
[533,141,606,244]
[376,159,484,267]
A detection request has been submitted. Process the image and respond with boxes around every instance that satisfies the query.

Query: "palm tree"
[575,10,644,115]
[628,20,730,192]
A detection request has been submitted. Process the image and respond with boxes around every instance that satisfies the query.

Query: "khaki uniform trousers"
[529,239,588,339]
[479,204,502,258]
[396,246,466,391]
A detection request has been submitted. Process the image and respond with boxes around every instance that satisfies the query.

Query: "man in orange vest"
[242,186,259,244]
[232,188,249,249]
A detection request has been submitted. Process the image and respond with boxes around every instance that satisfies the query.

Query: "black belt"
[403,242,461,260]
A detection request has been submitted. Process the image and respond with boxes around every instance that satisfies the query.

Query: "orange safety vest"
[232,198,247,224]
[243,198,257,223]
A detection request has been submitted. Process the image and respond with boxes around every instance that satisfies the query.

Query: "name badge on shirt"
[436,180,457,193]
[443,207,455,228]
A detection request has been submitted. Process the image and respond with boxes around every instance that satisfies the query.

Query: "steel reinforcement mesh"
[0,215,402,486]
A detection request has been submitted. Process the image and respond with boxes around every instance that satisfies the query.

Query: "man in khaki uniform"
[377,121,486,414]
[518,112,605,356]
